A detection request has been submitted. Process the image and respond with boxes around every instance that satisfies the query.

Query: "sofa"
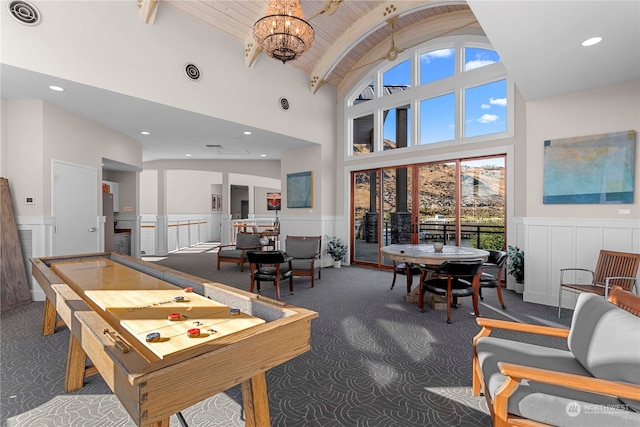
[473,286,640,426]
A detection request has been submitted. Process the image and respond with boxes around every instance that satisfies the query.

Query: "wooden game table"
[380,244,489,306]
[31,252,317,427]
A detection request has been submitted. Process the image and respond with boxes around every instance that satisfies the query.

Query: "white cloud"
[465,59,496,71]
[481,104,490,109]
[422,48,454,63]
[478,114,499,124]
[489,97,507,106]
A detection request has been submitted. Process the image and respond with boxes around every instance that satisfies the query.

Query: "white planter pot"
[333,260,341,268]
[515,281,524,294]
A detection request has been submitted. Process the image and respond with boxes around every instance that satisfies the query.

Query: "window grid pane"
[420,93,455,144]
[464,79,507,138]
[383,105,412,150]
[419,48,455,85]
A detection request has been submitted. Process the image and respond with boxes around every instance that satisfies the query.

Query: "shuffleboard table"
[30,252,318,427]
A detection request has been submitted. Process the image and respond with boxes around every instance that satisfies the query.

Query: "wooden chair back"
[593,250,640,291]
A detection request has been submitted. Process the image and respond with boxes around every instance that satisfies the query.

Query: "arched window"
[346,35,510,156]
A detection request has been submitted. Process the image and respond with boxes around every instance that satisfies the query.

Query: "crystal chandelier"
[253,0,315,64]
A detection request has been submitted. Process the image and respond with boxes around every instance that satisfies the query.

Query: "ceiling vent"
[205,144,222,148]
[7,0,40,26]
[184,63,201,81]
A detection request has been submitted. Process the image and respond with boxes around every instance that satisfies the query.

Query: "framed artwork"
[212,194,222,211]
[543,130,636,204]
[287,171,313,208]
[267,192,281,211]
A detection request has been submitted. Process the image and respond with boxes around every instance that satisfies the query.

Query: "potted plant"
[506,245,524,293]
[326,236,347,268]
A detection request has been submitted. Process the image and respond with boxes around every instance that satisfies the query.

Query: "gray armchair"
[216,232,262,272]
[285,235,322,287]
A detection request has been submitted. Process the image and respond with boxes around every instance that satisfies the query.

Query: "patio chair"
[216,232,262,272]
[558,249,640,317]
[284,235,321,287]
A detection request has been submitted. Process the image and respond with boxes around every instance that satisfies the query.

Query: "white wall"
[1,1,336,151]
[522,80,640,308]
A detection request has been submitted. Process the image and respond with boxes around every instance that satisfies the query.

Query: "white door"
[53,161,99,255]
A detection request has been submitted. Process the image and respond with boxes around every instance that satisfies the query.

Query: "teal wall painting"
[287,171,313,208]
[543,130,636,204]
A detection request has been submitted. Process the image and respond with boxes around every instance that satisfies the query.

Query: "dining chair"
[479,250,507,309]
[246,250,293,300]
[390,260,422,292]
[419,259,484,323]
[558,249,640,317]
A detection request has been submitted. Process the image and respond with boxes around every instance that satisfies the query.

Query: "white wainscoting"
[517,217,640,309]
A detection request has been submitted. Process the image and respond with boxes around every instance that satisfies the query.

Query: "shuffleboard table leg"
[42,297,58,336]
[241,372,271,427]
[65,333,87,392]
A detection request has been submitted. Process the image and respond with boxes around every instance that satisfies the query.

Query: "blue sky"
[382,47,505,143]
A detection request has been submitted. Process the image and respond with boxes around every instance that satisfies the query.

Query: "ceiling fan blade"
[344,19,478,78]
[308,0,343,21]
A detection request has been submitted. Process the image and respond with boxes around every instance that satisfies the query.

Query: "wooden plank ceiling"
[161,1,478,96]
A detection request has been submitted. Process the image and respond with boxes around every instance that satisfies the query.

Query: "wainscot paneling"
[522,217,640,309]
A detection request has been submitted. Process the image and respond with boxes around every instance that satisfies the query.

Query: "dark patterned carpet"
[1,244,572,426]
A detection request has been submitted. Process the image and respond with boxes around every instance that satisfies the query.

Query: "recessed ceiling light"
[140,131,150,135]
[243,131,252,135]
[260,154,267,157]
[49,85,64,92]
[581,37,602,47]
[185,154,192,157]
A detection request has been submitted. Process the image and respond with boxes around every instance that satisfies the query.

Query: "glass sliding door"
[417,162,458,245]
[460,157,506,250]
[351,155,506,268]
[380,166,414,266]
[353,170,380,264]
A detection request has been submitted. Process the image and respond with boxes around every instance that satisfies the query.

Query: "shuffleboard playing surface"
[51,258,265,359]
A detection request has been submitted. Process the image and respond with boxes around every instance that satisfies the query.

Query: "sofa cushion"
[568,292,640,411]
[477,336,640,426]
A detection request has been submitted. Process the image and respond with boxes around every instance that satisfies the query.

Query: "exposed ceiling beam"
[139,0,159,24]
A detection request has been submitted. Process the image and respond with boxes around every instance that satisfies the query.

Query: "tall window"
[347,35,510,156]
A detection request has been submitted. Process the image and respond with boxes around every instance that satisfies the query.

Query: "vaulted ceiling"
[161,0,477,97]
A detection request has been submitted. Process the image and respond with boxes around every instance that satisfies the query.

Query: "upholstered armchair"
[285,235,322,287]
[216,232,262,272]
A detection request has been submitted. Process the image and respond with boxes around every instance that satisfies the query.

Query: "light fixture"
[253,0,314,64]
[243,131,252,135]
[141,131,150,135]
[48,85,64,92]
[581,36,602,47]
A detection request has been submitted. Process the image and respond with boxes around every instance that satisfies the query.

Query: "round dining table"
[380,244,490,305]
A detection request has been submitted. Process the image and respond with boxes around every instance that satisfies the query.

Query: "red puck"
[187,328,201,337]
[168,313,181,321]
